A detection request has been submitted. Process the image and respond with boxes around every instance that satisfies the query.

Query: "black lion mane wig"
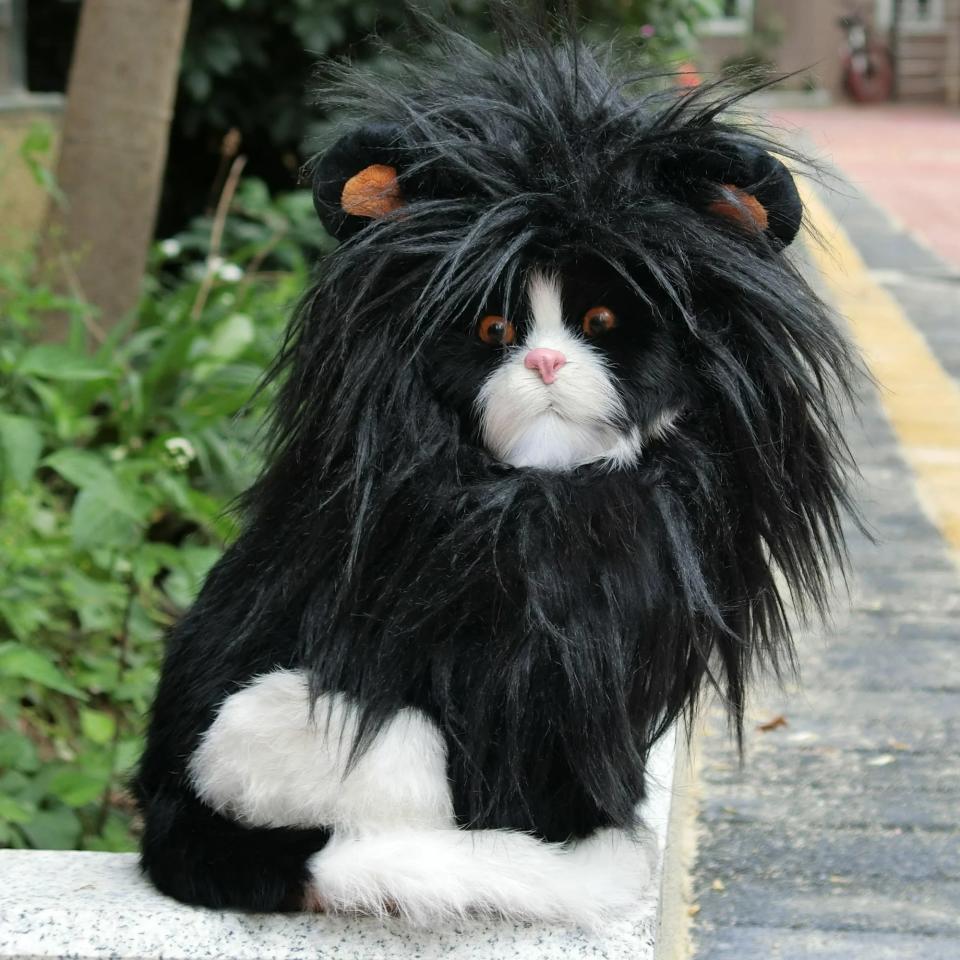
[135,7,859,918]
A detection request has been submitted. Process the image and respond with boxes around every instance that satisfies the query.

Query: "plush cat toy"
[134,15,855,925]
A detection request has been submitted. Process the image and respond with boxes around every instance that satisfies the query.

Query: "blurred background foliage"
[1,137,327,850]
[28,0,718,234]
[3,0,717,850]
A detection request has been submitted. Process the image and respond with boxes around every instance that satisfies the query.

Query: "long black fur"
[135,10,858,912]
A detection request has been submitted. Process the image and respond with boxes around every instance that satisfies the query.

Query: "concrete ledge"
[742,89,834,110]
[0,92,64,114]
[0,730,679,960]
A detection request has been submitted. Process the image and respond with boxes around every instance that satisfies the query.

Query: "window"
[702,0,754,36]
[875,0,945,33]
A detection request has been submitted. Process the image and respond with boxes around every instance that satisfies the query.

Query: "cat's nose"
[524,347,567,384]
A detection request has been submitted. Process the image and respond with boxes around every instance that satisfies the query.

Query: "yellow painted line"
[799,181,960,556]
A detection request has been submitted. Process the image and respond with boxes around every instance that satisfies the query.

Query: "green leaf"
[70,486,145,550]
[61,570,128,633]
[79,708,117,746]
[0,794,35,825]
[17,345,113,381]
[183,68,212,101]
[83,811,137,852]
[47,767,108,807]
[0,642,85,698]
[44,448,114,490]
[0,414,44,488]
[0,730,40,772]
[21,377,88,440]
[18,806,82,850]
[0,591,55,643]
[177,545,222,584]
[205,313,255,363]
[130,542,181,586]
[0,771,32,798]
[18,122,66,206]
[163,547,221,609]
[113,737,143,775]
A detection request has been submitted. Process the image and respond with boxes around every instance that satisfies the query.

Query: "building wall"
[697,0,960,104]
[898,31,948,100]
[696,33,745,80]
[755,0,848,94]
[0,0,17,95]
[945,0,960,104]
[697,0,849,94]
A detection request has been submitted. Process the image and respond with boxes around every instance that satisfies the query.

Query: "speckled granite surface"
[0,730,676,960]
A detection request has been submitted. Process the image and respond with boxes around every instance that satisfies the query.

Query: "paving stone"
[697,926,960,960]
[701,749,960,832]
[875,276,960,384]
[778,106,960,267]
[803,639,960,692]
[824,187,943,274]
[691,157,960,957]
[822,611,960,645]
[693,880,960,938]
[697,819,960,884]
[708,691,960,753]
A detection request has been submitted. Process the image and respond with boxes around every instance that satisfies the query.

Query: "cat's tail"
[308,825,655,927]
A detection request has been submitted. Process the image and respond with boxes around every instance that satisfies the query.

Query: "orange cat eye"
[582,306,617,338]
[477,315,516,346]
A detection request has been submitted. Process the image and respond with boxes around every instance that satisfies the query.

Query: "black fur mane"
[195,17,858,837]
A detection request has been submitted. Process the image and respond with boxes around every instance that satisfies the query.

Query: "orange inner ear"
[341,164,405,219]
[708,184,769,232]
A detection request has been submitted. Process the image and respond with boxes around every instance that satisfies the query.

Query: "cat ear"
[700,141,802,249]
[312,123,407,241]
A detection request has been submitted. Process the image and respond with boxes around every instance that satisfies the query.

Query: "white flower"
[164,436,197,470]
[159,238,182,258]
[217,261,244,282]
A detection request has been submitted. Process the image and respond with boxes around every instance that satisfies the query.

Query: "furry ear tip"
[704,148,802,249]
[709,185,769,233]
[311,122,407,239]
[688,133,802,248]
[341,164,405,219]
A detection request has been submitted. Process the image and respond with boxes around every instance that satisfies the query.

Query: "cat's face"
[424,260,688,470]
[310,96,805,475]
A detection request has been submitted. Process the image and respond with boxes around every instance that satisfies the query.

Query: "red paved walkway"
[773,106,960,269]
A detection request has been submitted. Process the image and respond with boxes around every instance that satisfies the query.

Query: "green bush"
[0,163,329,851]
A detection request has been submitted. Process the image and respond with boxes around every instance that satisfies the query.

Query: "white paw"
[188,669,453,831]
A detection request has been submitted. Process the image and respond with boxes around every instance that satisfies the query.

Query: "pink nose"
[524,347,567,384]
